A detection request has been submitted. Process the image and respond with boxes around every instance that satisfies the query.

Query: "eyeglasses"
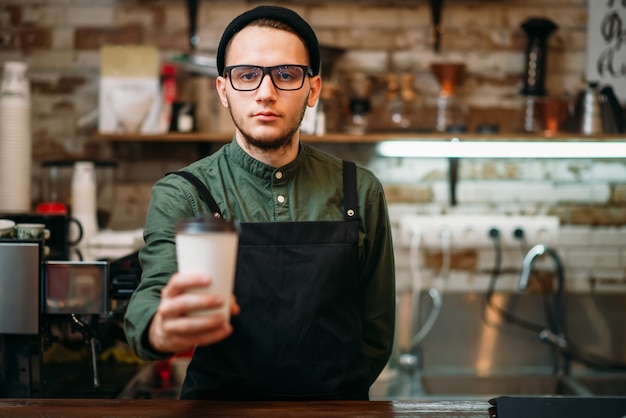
[224,65,313,91]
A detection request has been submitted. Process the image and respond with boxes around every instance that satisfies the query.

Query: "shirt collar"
[225,136,305,182]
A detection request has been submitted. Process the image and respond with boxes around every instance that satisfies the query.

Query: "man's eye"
[241,72,258,81]
[276,70,297,81]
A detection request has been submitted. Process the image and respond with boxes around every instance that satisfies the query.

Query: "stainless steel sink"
[419,373,562,397]
[374,291,626,400]
[371,371,562,400]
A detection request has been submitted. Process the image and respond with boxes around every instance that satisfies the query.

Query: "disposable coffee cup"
[175,215,239,320]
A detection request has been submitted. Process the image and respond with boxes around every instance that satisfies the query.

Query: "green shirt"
[124,138,395,383]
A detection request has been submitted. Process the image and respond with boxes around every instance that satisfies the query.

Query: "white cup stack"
[0,61,32,213]
[71,161,99,247]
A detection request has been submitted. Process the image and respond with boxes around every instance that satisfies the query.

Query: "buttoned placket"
[272,169,289,220]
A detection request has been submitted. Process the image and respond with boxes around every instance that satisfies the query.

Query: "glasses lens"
[229,66,262,91]
[270,66,305,90]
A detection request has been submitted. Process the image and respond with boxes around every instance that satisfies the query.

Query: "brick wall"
[1,0,625,288]
[0,0,591,159]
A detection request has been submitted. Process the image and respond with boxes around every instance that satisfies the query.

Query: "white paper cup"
[175,215,239,320]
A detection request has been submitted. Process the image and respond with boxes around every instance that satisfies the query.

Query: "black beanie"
[216,5,321,77]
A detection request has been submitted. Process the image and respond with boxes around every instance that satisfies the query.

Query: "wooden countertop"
[0,398,492,417]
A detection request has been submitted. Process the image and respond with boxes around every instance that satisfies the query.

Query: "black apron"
[168,161,371,400]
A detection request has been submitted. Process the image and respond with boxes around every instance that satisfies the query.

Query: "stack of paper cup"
[71,161,99,247]
[0,61,32,213]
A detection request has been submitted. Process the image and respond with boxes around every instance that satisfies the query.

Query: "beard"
[227,96,309,151]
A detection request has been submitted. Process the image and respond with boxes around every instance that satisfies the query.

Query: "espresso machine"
[0,238,141,398]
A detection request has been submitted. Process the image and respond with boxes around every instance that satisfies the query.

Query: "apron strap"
[165,171,223,218]
[167,161,358,220]
[342,160,358,220]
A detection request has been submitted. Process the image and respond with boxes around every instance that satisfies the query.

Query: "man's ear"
[216,77,229,108]
[307,75,322,108]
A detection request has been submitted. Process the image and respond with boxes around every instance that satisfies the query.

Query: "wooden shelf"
[92,132,626,143]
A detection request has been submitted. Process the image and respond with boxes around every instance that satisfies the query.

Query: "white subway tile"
[590,227,625,247]
[589,269,626,281]
[554,183,610,203]
[565,249,621,270]
[591,161,626,181]
[457,181,555,204]
[559,226,591,246]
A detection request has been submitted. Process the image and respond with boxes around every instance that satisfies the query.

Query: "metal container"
[0,241,41,334]
[577,82,617,135]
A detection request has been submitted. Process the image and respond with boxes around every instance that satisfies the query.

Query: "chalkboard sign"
[586,0,626,102]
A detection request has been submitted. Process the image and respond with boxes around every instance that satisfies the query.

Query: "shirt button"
[275,171,283,179]
[277,195,285,204]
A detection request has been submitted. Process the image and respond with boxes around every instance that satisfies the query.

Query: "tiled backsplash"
[382,152,626,292]
[390,206,626,295]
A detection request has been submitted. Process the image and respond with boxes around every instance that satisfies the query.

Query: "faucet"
[519,245,562,292]
[518,244,570,374]
[518,244,566,331]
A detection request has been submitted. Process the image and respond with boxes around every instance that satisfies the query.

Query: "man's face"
[216,26,321,151]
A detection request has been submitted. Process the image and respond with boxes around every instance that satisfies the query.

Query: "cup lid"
[176,215,238,234]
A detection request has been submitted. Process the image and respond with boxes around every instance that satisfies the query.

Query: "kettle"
[575,82,618,135]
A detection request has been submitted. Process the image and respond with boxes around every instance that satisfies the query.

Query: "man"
[124,5,395,400]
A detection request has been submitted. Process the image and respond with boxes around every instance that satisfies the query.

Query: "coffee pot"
[428,62,468,132]
[574,82,618,135]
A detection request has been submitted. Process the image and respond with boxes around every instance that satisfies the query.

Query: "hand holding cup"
[175,215,239,320]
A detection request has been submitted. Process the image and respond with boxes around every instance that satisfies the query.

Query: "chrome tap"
[518,244,566,331]
[519,244,565,297]
[518,244,545,291]
[518,244,570,373]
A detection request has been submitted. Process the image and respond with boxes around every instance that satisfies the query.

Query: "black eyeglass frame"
[223,64,314,91]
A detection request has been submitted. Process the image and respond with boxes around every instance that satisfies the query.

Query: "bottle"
[315,98,326,136]
[379,73,407,131]
[343,73,372,135]
[345,98,371,135]
[158,63,177,133]
[399,72,423,131]
[318,82,340,133]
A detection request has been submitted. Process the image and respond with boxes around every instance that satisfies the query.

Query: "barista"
[124,5,396,400]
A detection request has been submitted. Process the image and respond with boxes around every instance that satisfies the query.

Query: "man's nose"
[256,73,277,95]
